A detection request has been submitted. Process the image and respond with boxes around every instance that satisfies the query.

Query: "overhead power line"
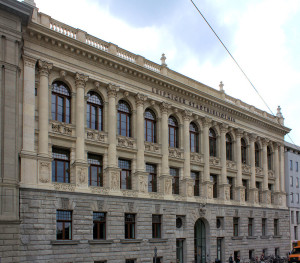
[190,0,298,147]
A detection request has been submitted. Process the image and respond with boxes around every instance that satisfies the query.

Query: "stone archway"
[194,218,207,263]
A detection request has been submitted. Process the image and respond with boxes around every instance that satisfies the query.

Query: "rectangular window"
[296,211,299,224]
[262,218,267,236]
[119,159,131,190]
[297,178,299,188]
[297,162,299,172]
[227,177,234,200]
[298,194,300,204]
[170,167,179,195]
[210,174,218,198]
[191,171,200,196]
[291,193,294,203]
[125,260,135,263]
[275,248,280,257]
[291,176,294,187]
[249,250,254,260]
[256,182,262,203]
[125,214,135,239]
[52,148,70,183]
[248,218,253,236]
[152,215,162,238]
[93,212,106,240]
[243,179,249,202]
[274,219,279,236]
[295,226,298,240]
[88,154,103,187]
[56,210,72,240]
[233,217,239,236]
[153,257,162,263]
[292,211,295,224]
[95,261,106,263]
[291,160,293,171]
[146,163,157,192]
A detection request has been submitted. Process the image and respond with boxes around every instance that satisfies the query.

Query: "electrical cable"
[190,0,299,148]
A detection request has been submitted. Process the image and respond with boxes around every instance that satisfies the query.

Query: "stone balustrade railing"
[35,12,282,125]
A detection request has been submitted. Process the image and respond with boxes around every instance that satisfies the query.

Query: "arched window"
[255,143,260,167]
[168,116,178,148]
[267,146,272,170]
[51,81,71,123]
[145,109,156,143]
[241,138,247,164]
[87,91,103,131]
[226,133,233,161]
[209,128,217,157]
[118,100,131,137]
[190,122,199,152]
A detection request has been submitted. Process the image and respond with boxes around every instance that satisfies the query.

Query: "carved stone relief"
[139,177,147,193]
[54,183,75,192]
[77,168,87,186]
[39,162,50,183]
[111,172,119,190]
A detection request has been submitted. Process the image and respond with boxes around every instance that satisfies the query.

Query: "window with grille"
[88,154,103,187]
[119,159,131,190]
[52,148,70,183]
[93,212,106,240]
[125,214,135,239]
[56,210,72,240]
[152,215,162,238]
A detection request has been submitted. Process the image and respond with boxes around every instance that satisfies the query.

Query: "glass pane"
[87,105,90,128]
[93,223,98,239]
[121,171,126,189]
[57,222,63,239]
[91,106,96,130]
[91,166,98,186]
[52,161,56,182]
[65,222,71,240]
[65,162,70,183]
[57,97,64,122]
[56,161,64,183]
[98,108,102,130]
[51,94,56,120]
[66,98,70,123]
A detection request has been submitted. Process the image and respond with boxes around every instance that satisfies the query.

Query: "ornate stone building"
[0,0,291,262]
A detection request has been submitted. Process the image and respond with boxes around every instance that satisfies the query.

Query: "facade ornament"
[111,172,119,190]
[123,91,129,97]
[235,128,244,138]
[182,109,192,121]
[159,102,171,114]
[39,162,50,183]
[94,81,100,89]
[261,138,269,147]
[249,133,257,142]
[77,168,87,186]
[225,188,230,200]
[75,72,88,88]
[107,83,119,98]
[220,123,228,133]
[23,55,36,69]
[59,70,67,79]
[160,53,167,67]
[219,81,224,92]
[135,93,147,106]
[276,106,283,118]
[187,184,193,197]
[139,177,147,193]
[38,60,53,76]
[165,179,172,194]
[202,117,212,127]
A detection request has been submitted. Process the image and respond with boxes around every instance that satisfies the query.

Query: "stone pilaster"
[203,181,214,200]
[261,139,269,192]
[181,178,195,198]
[133,171,149,193]
[107,83,119,168]
[219,184,231,201]
[159,174,173,195]
[202,117,211,182]
[160,102,171,176]
[135,93,147,172]
[219,124,229,200]
[235,129,243,202]
[249,188,259,204]
[182,110,192,179]
[104,167,121,192]
[38,60,52,157]
[249,134,258,204]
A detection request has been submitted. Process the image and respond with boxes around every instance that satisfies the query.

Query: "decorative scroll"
[117,136,136,149]
[169,148,183,159]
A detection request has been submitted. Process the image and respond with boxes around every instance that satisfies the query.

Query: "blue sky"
[33,0,300,145]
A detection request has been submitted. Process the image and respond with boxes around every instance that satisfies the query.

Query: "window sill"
[273,235,282,238]
[246,236,257,239]
[120,239,142,244]
[231,236,243,240]
[260,236,270,239]
[51,240,79,245]
[88,240,113,244]
[149,238,168,243]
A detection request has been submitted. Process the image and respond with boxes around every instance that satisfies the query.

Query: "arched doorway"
[194,218,206,263]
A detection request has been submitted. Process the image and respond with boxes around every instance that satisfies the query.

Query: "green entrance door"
[194,219,206,263]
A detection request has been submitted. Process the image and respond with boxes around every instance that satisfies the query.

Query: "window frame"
[190,122,199,153]
[86,91,103,131]
[56,210,72,240]
[119,159,132,190]
[170,167,179,195]
[211,174,218,198]
[88,154,103,187]
[125,213,136,239]
[248,218,254,236]
[118,100,131,137]
[152,214,162,239]
[262,218,267,236]
[52,148,70,183]
[145,109,156,143]
[274,219,279,236]
[168,116,179,148]
[255,143,260,167]
[226,133,233,161]
[146,163,157,192]
[233,217,239,237]
[93,212,106,240]
[209,128,217,157]
[191,171,200,196]
[267,146,272,170]
[241,138,247,164]
[51,81,71,123]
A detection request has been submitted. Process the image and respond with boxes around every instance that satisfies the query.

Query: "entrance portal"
[194,219,206,263]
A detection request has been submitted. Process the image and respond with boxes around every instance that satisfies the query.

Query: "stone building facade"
[285,142,300,248]
[0,1,291,263]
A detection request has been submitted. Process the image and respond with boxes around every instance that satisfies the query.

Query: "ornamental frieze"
[122,189,138,197]
[39,162,50,183]
[255,167,263,175]
[226,160,236,170]
[90,186,109,195]
[86,129,106,143]
[145,142,160,153]
[242,164,251,173]
[50,121,73,136]
[268,170,275,179]
[190,152,203,163]
[209,157,220,166]
[117,136,136,149]
[53,183,75,192]
[169,148,183,159]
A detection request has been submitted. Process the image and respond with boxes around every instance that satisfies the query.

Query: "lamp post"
[154,247,157,263]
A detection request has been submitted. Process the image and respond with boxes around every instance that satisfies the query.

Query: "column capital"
[23,55,36,68]
[219,123,228,133]
[182,109,192,121]
[75,72,88,88]
[160,102,171,114]
[107,83,119,98]
[135,93,147,107]
[202,117,212,127]
[38,60,53,77]
[60,70,67,79]
[235,128,244,138]
[261,138,269,147]
[249,133,257,143]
